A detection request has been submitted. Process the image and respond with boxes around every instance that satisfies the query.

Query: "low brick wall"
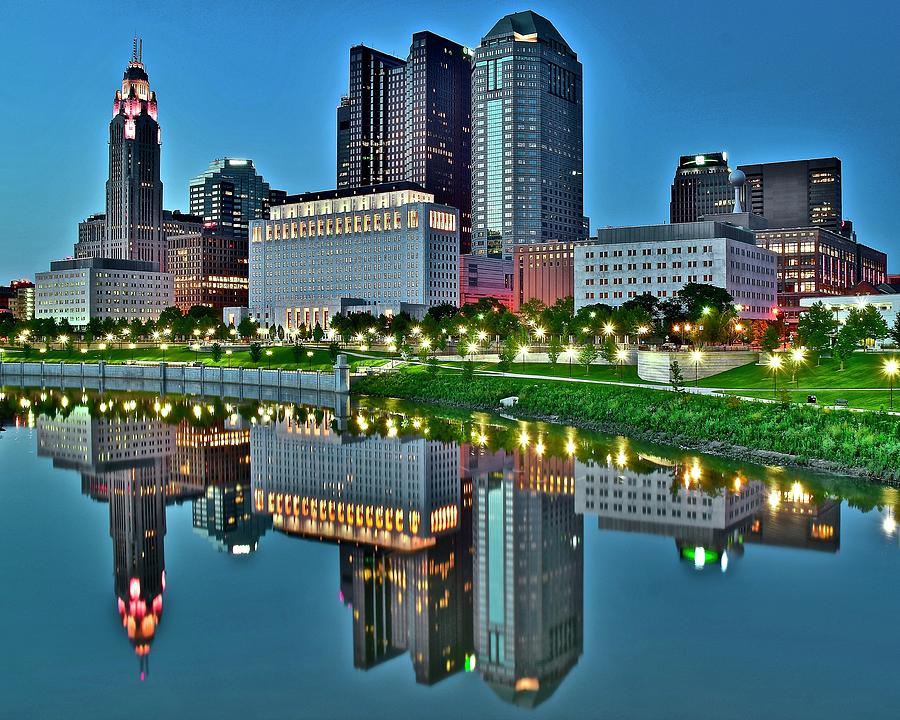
[637,350,758,383]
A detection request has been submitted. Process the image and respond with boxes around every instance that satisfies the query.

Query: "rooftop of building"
[43,258,165,273]
[276,181,430,206]
[737,157,841,171]
[481,10,574,56]
[588,220,758,245]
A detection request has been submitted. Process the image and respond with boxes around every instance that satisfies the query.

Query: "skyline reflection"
[2,387,896,709]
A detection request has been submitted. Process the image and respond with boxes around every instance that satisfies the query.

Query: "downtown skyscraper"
[189,158,285,240]
[337,33,473,250]
[104,39,166,271]
[471,11,584,257]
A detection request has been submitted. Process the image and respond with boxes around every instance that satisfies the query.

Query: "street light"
[265,349,273,369]
[615,348,628,381]
[690,350,703,388]
[790,347,806,384]
[225,349,233,367]
[768,355,783,398]
[191,343,201,363]
[534,327,546,342]
[160,343,168,362]
[518,344,529,370]
[884,358,899,410]
[565,346,577,378]
[306,350,314,369]
[603,322,615,339]
[128,343,136,362]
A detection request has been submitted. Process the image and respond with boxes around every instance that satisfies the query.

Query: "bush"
[249,342,262,363]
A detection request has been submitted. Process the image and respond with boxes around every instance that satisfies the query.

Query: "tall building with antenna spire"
[104,37,166,270]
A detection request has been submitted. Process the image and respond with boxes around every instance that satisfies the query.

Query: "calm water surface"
[1,387,898,720]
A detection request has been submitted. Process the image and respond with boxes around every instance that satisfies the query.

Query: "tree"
[312,323,325,343]
[669,360,685,394]
[237,317,255,340]
[292,343,304,364]
[678,283,734,320]
[497,335,518,372]
[211,343,222,362]
[277,325,286,341]
[796,301,836,364]
[891,314,900,348]
[600,336,617,365]
[832,324,858,371]
[760,325,781,355]
[856,305,890,349]
[249,342,262,364]
[518,298,547,328]
[579,341,599,375]
[328,342,340,363]
[547,336,562,365]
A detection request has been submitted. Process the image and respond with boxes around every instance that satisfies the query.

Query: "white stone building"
[800,293,900,347]
[248,182,459,330]
[574,220,777,319]
[35,258,173,328]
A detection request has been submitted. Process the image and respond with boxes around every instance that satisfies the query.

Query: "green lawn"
[721,388,897,412]
[0,345,387,372]
[700,352,899,391]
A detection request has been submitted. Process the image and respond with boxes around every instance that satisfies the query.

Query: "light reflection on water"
[0,387,898,719]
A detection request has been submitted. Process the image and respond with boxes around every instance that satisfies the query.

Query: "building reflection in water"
[34,397,269,678]
[468,443,583,708]
[575,448,841,570]
[18,389,856,706]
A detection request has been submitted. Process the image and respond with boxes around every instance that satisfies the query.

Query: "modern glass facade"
[471,11,583,257]
[670,152,734,223]
[189,158,281,240]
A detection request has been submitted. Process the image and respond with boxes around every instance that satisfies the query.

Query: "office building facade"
[512,242,575,311]
[670,152,734,223]
[737,158,843,232]
[249,183,459,329]
[574,221,777,318]
[167,232,249,313]
[339,34,472,251]
[459,255,514,309]
[755,227,888,323]
[471,11,583,256]
[189,158,283,240]
[35,257,173,328]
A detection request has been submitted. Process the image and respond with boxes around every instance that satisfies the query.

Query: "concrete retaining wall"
[637,350,758,383]
[0,355,351,395]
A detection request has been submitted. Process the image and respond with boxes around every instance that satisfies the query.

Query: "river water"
[0,387,897,719]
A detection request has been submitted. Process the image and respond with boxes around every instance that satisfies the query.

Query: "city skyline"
[2,0,898,280]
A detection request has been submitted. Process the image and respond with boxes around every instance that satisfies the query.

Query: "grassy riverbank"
[353,369,900,480]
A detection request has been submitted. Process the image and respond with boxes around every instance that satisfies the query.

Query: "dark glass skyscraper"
[670,152,734,223]
[189,158,283,240]
[737,157,844,232]
[105,39,166,270]
[342,46,407,189]
[337,33,473,250]
[471,11,583,257]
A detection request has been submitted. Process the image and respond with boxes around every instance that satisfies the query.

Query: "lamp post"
[266,349,273,369]
[884,358,899,410]
[225,349,233,368]
[191,343,201,364]
[566,347,576,378]
[128,343,136,363]
[690,350,703,388]
[160,343,168,362]
[768,355,783,398]
[518,345,529,371]
[615,348,628,381]
[790,347,806,385]
[306,350,314,369]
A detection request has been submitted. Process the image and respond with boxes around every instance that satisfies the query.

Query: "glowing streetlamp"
[883,358,899,410]
[768,355,783,397]
[306,349,314,369]
[265,349,273,369]
[790,347,806,384]
[191,343,201,363]
[534,326,546,342]
[160,343,168,362]
[690,349,703,387]
[477,330,488,343]
[615,347,629,381]
[565,346,577,378]
[466,341,480,363]
[603,322,615,339]
[225,349,233,367]
[128,342,136,362]
[518,344,530,370]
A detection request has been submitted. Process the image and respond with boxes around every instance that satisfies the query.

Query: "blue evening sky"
[1,0,897,280]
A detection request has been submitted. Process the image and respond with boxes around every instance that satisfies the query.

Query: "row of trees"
[795,301,899,369]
